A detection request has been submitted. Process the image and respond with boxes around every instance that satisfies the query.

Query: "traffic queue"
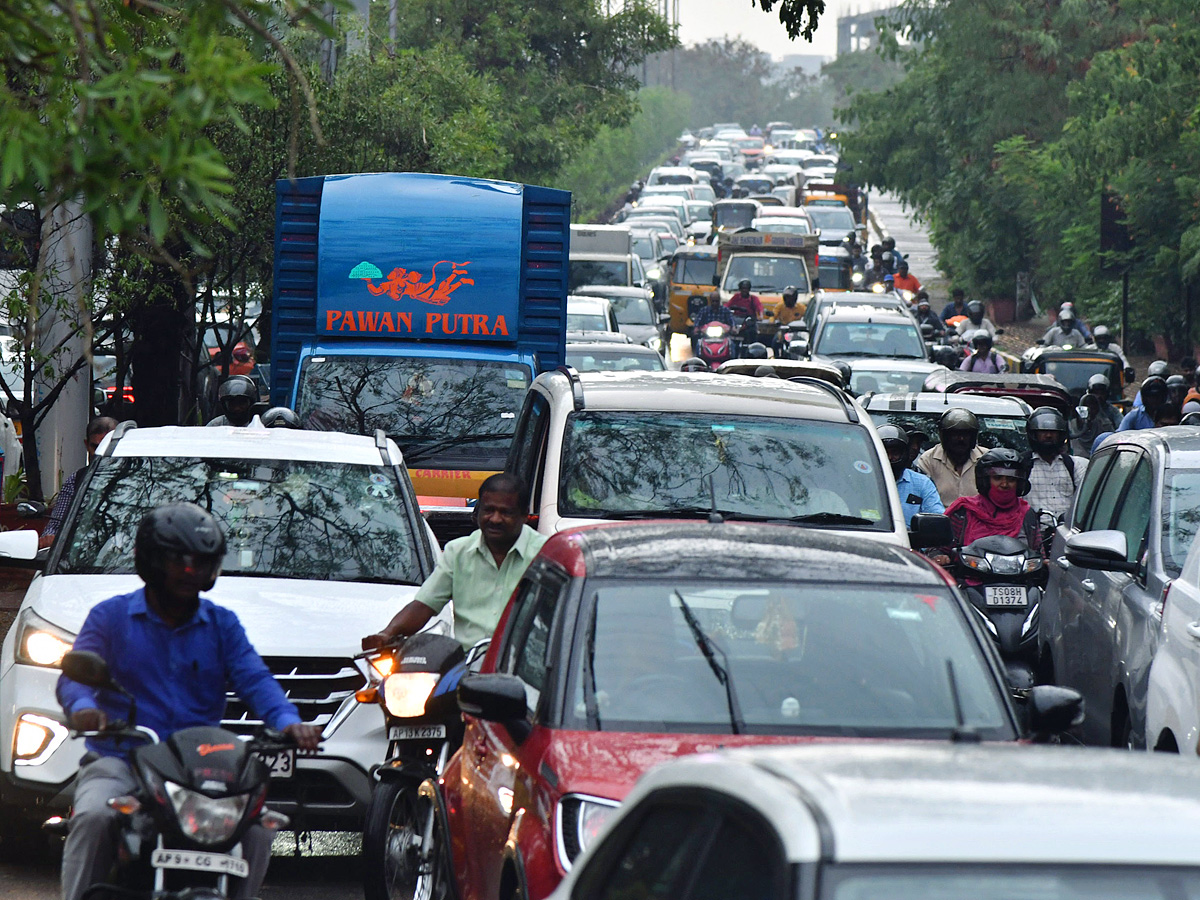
[4,134,1200,900]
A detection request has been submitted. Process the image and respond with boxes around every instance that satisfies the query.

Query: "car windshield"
[868,411,1031,455]
[566,349,664,372]
[672,256,717,286]
[823,865,1200,900]
[1038,358,1120,396]
[1161,469,1200,575]
[807,207,857,232]
[605,294,655,326]
[295,355,529,468]
[851,368,930,395]
[565,581,1009,736]
[631,235,658,260]
[721,256,810,293]
[558,411,893,529]
[57,456,423,584]
[569,260,628,289]
[816,322,925,359]
[567,312,610,332]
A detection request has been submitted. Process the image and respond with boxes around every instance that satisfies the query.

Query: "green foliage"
[749,0,828,41]
[820,50,904,102]
[555,88,692,223]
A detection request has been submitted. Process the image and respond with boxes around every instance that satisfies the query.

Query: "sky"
[675,0,889,60]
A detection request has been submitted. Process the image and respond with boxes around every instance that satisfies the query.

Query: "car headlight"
[646,336,663,352]
[165,782,250,846]
[557,795,621,868]
[13,713,69,766]
[382,672,440,718]
[14,609,75,668]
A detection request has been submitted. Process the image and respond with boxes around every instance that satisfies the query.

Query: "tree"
[750,0,828,42]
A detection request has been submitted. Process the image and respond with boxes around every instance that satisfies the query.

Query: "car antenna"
[708,475,724,524]
[946,659,981,743]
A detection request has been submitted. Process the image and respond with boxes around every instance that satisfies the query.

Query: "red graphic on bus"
[359,261,473,306]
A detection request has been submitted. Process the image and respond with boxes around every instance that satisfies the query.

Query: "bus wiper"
[672,590,744,735]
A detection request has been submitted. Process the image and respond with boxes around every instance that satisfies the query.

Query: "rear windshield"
[815,321,925,359]
[295,355,529,469]
[570,260,628,289]
[868,411,1031,455]
[58,456,423,583]
[808,207,857,232]
[565,348,664,373]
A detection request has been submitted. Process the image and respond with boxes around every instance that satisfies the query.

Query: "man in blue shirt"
[1118,376,1167,431]
[690,290,736,353]
[58,503,321,900]
[879,425,944,527]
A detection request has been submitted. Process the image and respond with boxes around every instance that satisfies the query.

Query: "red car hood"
[542,729,829,803]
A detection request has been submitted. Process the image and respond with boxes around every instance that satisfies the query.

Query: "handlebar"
[73,723,160,744]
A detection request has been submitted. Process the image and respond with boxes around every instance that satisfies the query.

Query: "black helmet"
[1142,374,1168,396]
[917,297,931,311]
[877,424,910,478]
[974,447,1031,498]
[680,357,710,372]
[1148,360,1170,379]
[218,374,258,403]
[966,300,985,324]
[753,365,779,378]
[738,279,752,292]
[939,407,979,442]
[745,342,769,359]
[970,330,993,349]
[261,406,301,429]
[1182,412,1200,427]
[1092,325,1112,346]
[830,360,852,388]
[782,285,799,308]
[1167,374,1188,404]
[1026,406,1068,455]
[135,503,226,593]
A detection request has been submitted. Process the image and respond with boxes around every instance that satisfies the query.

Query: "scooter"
[357,632,487,900]
[696,320,737,368]
[56,650,293,900]
[956,535,1044,694]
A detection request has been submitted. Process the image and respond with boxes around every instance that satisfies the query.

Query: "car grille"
[223,656,360,735]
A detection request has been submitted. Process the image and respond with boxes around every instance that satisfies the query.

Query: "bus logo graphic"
[349,260,473,306]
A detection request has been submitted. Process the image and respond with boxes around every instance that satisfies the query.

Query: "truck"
[715,230,820,339]
[271,172,570,540]
[567,224,645,292]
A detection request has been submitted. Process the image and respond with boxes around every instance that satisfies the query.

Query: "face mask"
[989,487,1018,509]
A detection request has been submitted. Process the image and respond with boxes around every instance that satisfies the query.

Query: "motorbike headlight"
[704,324,723,338]
[851,271,864,284]
[382,672,440,718]
[165,782,250,847]
[985,553,1023,576]
[557,795,621,868]
[14,609,75,668]
[960,554,991,573]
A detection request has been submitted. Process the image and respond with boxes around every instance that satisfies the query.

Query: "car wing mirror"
[1064,530,1138,573]
[909,513,953,549]
[0,529,41,567]
[1025,684,1085,742]
[458,673,532,743]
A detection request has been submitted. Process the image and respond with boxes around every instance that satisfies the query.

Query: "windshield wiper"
[786,512,877,526]
[672,590,743,735]
[595,506,719,520]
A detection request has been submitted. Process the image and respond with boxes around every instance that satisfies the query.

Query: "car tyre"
[363,780,451,900]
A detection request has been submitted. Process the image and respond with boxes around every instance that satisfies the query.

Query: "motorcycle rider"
[206,374,261,427]
[1132,360,1171,407]
[727,278,764,346]
[880,237,902,274]
[1024,407,1088,519]
[940,288,969,325]
[892,260,921,296]
[57,503,322,900]
[1041,308,1088,347]
[361,473,548,653]
[914,295,945,338]
[1086,324,1129,366]
[690,290,735,354]
[955,300,996,339]
[915,408,988,507]
[960,331,1007,373]
[1086,374,1123,431]
[1167,374,1189,409]
[1058,302,1092,340]
[864,256,887,288]
[932,449,1043,572]
[1119,375,1169,431]
[679,357,711,372]
[878,424,944,528]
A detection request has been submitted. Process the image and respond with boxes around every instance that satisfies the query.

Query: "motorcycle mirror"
[1125,366,1136,382]
[909,513,953,549]
[16,501,46,519]
[62,651,117,690]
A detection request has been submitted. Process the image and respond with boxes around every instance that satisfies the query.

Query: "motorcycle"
[56,650,293,900]
[357,632,485,900]
[696,320,737,368]
[956,535,1044,694]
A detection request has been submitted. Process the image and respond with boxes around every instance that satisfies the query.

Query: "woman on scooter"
[930,449,1043,577]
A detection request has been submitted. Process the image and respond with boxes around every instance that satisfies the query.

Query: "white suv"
[505,368,918,546]
[0,424,441,837]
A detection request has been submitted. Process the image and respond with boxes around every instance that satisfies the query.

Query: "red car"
[438,520,1048,900]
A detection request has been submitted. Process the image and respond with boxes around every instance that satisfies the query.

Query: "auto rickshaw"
[1019,346,1135,411]
[666,243,719,336]
[923,369,1077,420]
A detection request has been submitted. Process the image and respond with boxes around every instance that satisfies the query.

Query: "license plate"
[255,748,295,779]
[389,724,447,741]
[985,585,1028,607]
[151,849,249,879]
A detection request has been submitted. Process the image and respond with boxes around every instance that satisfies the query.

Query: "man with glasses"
[39,416,118,549]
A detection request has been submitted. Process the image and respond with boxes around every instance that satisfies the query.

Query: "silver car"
[1040,427,1200,747]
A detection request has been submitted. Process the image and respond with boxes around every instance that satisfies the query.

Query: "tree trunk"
[130,274,193,427]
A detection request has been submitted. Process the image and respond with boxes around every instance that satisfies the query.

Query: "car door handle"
[1081,579,1096,594]
[1186,622,1200,641]
[1057,556,1070,571]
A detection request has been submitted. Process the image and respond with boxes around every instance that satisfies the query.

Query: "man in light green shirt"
[361,474,547,651]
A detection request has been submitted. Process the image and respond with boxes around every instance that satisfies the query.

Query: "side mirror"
[995,328,1005,336]
[0,530,40,565]
[458,673,530,742]
[61,651,116,689]
[712,274,721,287]
[909,513,953,549]
[1125,366,1136,383]
[17,501,46,519]
[1064,530,1139,574]
[1036,339,1045,345]
[658,313,671,326]
[920,323,935,339]
[1025,684,1085,741]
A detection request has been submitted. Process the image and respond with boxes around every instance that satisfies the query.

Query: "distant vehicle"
[645,165,703,186]
[565,341,665,372]
[573,285,668,353]
[752,216,812,236]
[804,305,927,363]
[666,244,719,336]
[566,295,620,334]
[862,391,1035,456]
[806,204,860,245]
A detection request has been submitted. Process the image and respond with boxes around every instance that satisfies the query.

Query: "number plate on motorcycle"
[389,724,447,741]
[984,585,1028,607]
[151,849,249,879]
[255,748,295,779]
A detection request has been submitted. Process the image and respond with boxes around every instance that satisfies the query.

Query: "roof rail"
[103,420,138,456]
[787,376,859,423]
[556,365,586,411]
